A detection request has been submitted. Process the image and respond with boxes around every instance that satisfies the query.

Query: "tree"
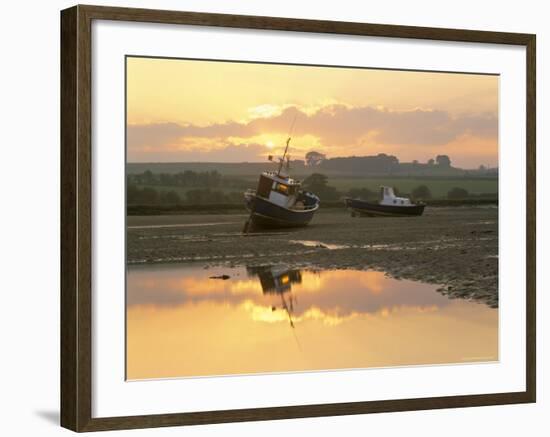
[302,173,340,201]
[142,170,155,185]
[303,173,329,189]
[447,187,469,199]
[305,151,326,166]
[427,158,435,166]
[436,155,451,168]
[411,185,432,200]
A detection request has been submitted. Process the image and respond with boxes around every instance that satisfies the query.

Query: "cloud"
[165,141,267,162]
[127,131,269,162]
[127,122,254,149]
[127,104,497,160]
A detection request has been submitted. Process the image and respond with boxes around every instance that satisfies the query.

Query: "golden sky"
[127,57,499,168]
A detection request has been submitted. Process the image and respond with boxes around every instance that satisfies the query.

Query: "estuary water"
[126,263,498,380]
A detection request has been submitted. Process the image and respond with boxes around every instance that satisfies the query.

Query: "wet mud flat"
[127,206,498,308]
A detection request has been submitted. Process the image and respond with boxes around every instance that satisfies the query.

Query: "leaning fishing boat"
[344,186,425,217]
[243,138,320,231]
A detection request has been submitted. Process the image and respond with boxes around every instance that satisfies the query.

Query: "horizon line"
[126,161,499,170]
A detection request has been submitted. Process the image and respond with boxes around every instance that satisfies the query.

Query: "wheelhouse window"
[274,183,291,196]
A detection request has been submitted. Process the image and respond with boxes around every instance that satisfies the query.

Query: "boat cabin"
[379,186,412,206]
[256,171,301,209]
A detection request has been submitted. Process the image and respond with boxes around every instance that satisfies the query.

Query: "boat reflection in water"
[246,266,303,329]
[126,263,498,380]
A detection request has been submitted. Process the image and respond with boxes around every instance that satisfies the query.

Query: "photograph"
[125,56,499,380]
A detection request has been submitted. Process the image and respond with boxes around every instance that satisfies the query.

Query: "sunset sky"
[126,57,499,169]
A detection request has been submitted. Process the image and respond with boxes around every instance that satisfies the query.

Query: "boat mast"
[277,137,291,176]
[277,114,297,177]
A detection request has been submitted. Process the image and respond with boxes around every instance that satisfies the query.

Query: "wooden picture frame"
[60,4,536,432]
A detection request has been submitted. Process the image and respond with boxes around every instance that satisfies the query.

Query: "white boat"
[344,186,425,217]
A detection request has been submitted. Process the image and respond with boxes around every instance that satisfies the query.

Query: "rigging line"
[279,114,298,175]
[280,293,302,352]
[288,113,298,138]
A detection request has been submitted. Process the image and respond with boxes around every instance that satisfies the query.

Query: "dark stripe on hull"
[345,198,425,217]
[246,196,319,228]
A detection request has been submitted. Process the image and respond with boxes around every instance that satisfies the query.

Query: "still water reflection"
[127,264,498,380]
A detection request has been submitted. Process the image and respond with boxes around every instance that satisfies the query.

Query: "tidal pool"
[126,264,498,380]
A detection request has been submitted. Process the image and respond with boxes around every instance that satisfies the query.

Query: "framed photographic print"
[60,4,536,432]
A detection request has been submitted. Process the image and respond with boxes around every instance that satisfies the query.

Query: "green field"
[324,177,498,198]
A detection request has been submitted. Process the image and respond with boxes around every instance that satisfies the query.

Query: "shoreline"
[127,199,498,216]
[127,206,498,308]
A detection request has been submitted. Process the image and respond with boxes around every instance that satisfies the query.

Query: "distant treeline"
[127,170,252,205]
[321,154,399,174]
[310,153,499,177]
[127,153,498,177]
[127,170,250,189]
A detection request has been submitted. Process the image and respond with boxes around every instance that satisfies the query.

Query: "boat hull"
[344,198,425,217]
[246,195,319,228]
